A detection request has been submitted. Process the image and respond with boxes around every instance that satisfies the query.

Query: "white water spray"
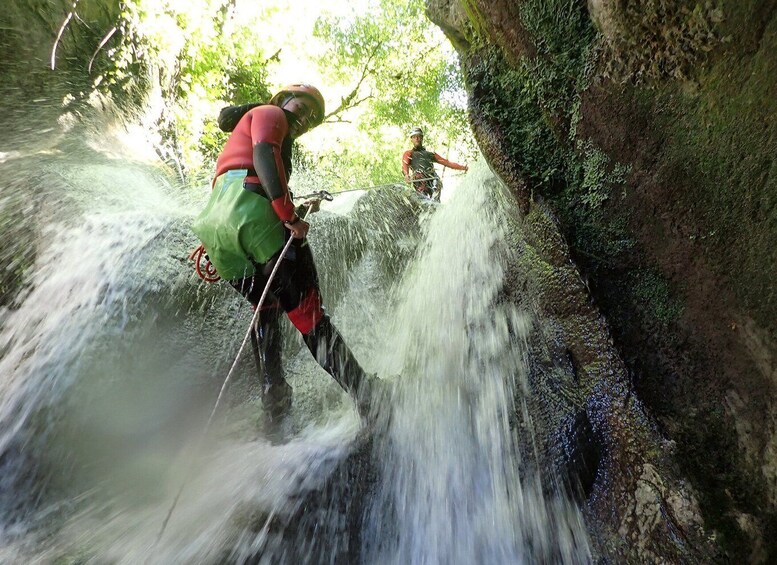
[363,168,591,563]
[0,126,591,562]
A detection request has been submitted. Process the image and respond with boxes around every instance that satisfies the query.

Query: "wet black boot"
[251,314,292,418]
[303,315,377,413]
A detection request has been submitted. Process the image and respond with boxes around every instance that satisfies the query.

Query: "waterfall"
[362,170,591,563]
[0,124,591,563]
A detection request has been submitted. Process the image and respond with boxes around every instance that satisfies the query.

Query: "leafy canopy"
[306,0,473,189]
[98,0,472,189]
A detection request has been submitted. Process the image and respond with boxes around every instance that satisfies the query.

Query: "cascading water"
[362,169,591,563]
[0,119,592,563]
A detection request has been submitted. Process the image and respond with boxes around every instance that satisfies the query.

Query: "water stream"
[0,119,591,563]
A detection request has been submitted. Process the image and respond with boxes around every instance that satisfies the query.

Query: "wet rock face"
[427,0,777,561]
[424,0,472,51]
[496,199,718,561]
[427,0,534,61]
[587,0,724,82]
[559,409,602,499]
[306,187,425,309]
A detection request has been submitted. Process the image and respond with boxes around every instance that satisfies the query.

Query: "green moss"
[465,0,695,355]
[627,269,684,326]
[468,0,636,271]
[564,141,635,262]
[460,0,490,43]
[516,241,557,293]
[523,202,570,264]
[467,1,777,560]
[655,2,777,335]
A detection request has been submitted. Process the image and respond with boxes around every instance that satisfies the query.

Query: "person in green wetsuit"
[192,84,379,418]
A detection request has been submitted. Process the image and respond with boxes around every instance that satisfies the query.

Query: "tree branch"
[323,44,382,121]
[51,1,81,70]
[88,26,117,74]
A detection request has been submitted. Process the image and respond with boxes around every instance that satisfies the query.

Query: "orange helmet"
[269,84,326,127]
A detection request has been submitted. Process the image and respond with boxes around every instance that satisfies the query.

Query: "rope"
[158,214,307,545]
[329,176,438,194]
[189,244,221,282]
[170,167,467,543]
[323,181,404,195]
[203,235,295,429]
[188,175,464,282]
[339,171,466,194]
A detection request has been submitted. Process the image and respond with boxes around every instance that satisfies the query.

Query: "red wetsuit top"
[214,105,296,223]
[211,104,325,333]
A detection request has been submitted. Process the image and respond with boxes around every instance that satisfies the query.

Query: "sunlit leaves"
[102,0,275,179]
[88,0,471,187]
[308,0,472,187]
[314,0,460,122]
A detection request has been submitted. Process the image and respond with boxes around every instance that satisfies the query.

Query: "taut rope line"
[157,207,312,545]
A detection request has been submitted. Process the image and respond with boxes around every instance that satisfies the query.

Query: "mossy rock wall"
[428,0,777,561]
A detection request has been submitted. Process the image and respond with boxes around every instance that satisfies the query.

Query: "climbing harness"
[189,190,333,283]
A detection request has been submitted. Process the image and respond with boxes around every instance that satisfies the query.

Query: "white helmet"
[408,127,424,138]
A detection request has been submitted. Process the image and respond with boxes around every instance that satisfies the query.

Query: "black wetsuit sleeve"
[253,143,286,200]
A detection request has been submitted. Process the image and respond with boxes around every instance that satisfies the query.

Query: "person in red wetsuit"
[192,84,379,417]
[402,126,468,201]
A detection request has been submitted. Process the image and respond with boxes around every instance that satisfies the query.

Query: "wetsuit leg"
[251,306,284,388]
[229,274,292,415]
[264,239,324,334]
[302,314,365,396]
[262,240,372,400]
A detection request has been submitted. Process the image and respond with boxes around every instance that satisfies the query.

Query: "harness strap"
[243,180,268,197]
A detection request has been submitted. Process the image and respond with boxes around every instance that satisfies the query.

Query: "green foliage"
[312,0,475,184]
[82,0,472,189]
[575,143,631,218]
[518,0,596,115]
[676,404,765,559]
[191,46,274,170]
[226,55,273,106]
[92,0,276,179]
[317,144,405,192]
[4,0,474,191]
